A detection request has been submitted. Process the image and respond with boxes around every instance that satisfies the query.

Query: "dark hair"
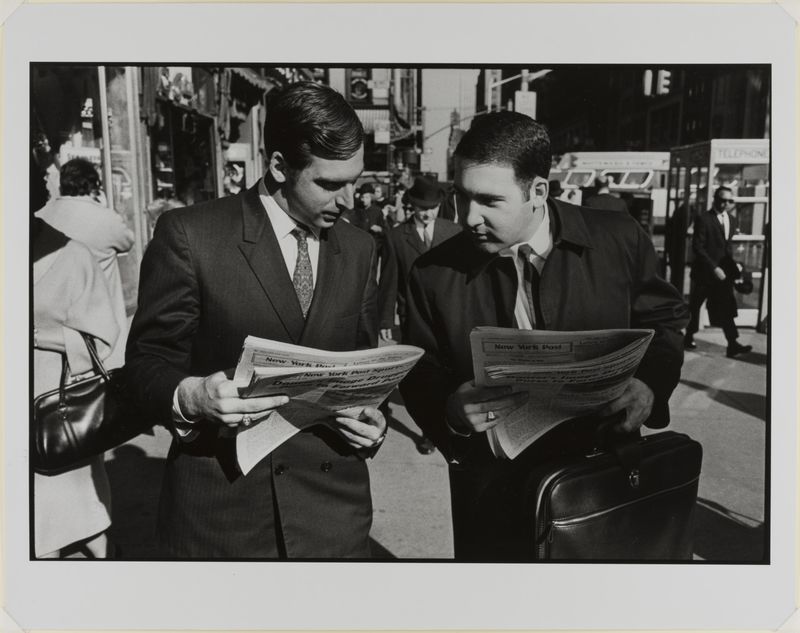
[264,82,364,170]
[714,186,733,201]
[455,111,551,191]
[59,158,100,197]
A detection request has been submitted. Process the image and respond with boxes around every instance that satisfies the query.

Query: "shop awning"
[230,67,274,93]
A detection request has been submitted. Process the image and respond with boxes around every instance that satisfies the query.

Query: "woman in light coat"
[33,217,119,557]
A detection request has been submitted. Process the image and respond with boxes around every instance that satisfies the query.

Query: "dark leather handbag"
[33,332,148,474]
[523,430,703,561]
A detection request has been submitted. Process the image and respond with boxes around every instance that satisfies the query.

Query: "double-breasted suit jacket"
[126,184,379,558]
[378,217,462,330]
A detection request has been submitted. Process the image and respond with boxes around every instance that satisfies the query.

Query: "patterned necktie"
[291,226,313,318]
[518,244,545,329]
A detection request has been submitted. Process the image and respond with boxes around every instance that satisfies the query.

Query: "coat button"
[320,461,332,473]
[274,464,286,476]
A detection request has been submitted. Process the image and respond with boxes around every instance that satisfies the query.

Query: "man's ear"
[268,151,289,184]
[530,176,549,208]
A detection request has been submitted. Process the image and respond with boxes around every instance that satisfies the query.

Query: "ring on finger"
[374,433,386,446]
[486,410,497,423]
[241,414,253,426]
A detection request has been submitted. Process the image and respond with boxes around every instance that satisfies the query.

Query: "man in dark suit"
[584,175,629,213]
[378,175,461,339]
[684,186,752,358]
[125,82,386,559]
[399,112,688,560]
[378,176,461,456]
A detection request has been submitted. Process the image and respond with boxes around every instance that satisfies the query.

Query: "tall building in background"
[478,66,770,155]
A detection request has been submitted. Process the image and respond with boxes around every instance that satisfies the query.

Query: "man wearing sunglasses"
[684,186,752,358]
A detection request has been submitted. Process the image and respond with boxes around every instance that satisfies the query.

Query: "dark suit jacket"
[399,199,689,464]
[125,184,378,558]
[585,192,629,213]
[691,210,738,284]
[378,217,462,329]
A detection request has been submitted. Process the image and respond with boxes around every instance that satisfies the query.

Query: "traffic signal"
[347,68,371,103]
[643,69,654,96]
[656,70,672,95]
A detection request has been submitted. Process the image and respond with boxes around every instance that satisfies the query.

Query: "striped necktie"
[518,244,545,329]
[291,226,313,318]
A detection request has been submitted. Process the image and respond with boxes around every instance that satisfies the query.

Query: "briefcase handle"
[592,411,644,488]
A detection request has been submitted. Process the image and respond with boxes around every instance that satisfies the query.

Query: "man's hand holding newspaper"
[447,327,656,459]
[231,336,423,474]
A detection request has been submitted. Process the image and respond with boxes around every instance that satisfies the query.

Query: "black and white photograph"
[4,3,797,630]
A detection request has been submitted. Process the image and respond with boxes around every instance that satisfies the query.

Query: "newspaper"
[232,336,424,474]
[470,327,655,460]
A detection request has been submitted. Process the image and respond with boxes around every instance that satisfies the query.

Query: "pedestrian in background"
[126,81,386,559]
[584,174,629,213]
[400,111,688,561]
[36,157,134,368]
[33,217,119,558]
[378,176,461,456]
[684,186,752,358]
[379,175,461,341]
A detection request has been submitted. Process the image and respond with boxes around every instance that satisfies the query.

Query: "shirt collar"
[414,216,433,233]
[467,198,593,279]
[501,206,553,260]
[258,179,320,240]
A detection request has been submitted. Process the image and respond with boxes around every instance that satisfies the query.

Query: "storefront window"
[713,163,769,197]
[151,100,218,205]
[32,66,104,195]
[104,66,143,314]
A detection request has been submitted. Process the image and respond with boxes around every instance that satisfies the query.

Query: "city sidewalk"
[106,327,768,561]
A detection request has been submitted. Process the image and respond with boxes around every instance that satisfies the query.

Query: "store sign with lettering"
[714,147,769,163]
[59,146,102,166]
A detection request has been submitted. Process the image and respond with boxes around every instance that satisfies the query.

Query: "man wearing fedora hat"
[379,175,461,340]
[379,175,461,455]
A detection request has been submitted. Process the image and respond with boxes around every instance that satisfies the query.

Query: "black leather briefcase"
[523,431,703,561]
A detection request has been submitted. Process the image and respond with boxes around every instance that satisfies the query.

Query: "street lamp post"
[484,69,552,116]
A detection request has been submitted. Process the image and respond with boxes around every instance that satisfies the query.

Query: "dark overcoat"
[400,198,689,464]
[378,217,462,330]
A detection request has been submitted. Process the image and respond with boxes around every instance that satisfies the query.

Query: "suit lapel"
[711,211,726,241]
[302,228,344,341]
[403,221,426,255]
[237,185,305,342]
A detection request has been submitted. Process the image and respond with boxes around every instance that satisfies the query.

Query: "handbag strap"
[58,333,111,406]
[79,332,110,381]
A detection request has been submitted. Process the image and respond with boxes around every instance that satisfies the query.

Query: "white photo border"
[3,2,797,629]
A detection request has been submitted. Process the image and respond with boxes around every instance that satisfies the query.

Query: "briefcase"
[523,430,702,561]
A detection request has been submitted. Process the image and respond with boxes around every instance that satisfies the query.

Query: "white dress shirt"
[499,209,553,330]
[414,217,435,248]
[717,210,730,240]
[447,208,553,439]
[172,182,321,434]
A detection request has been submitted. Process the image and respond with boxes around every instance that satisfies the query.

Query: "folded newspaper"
[470,327,655,460]
[232,336,424,474]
